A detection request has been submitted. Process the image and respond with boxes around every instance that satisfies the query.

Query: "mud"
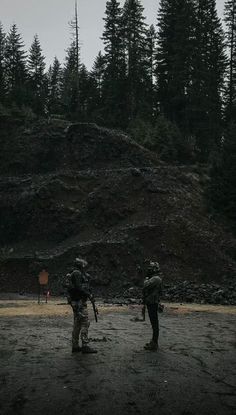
[0,299,235,415]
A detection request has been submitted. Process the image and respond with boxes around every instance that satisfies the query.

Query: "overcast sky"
[0,0,225,69]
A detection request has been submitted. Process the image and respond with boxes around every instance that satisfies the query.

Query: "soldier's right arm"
[143,276,161,290]
[71,271,91,298]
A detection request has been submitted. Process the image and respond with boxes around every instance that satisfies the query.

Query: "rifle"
[158,303,164,313]
[90,297,98,322]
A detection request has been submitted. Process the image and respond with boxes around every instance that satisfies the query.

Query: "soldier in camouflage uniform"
[142,260,163,351]
[66,258,97,354]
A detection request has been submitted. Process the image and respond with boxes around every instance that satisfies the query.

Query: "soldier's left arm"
[144,276,161,290]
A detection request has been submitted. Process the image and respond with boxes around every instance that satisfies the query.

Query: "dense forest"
[0,0,235,228]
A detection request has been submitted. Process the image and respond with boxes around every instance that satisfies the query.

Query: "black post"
[38,284,41,304]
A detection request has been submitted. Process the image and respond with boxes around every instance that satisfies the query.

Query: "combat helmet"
[147,260,160,274]
[75,257,88,269]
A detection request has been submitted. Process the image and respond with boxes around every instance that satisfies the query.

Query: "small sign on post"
[38,270,49,304]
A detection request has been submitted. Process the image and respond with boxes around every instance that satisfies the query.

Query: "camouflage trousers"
[71,301,90,347]
[147,303,159,344]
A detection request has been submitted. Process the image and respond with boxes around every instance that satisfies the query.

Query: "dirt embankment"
[0,119,235,302]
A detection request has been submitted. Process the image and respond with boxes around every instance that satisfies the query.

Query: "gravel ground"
[0,299,235,415]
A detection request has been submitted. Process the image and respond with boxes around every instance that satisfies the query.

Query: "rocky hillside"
[0,119,235,303]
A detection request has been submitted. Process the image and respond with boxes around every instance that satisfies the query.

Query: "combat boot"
[144,340,158,351]
[145,340,153,347]
[81,345,98,354]
[72,346,82,353]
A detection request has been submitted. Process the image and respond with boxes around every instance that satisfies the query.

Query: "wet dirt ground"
[0,299,235,415]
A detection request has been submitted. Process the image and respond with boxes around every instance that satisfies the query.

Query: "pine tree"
[61,42,79,117]
[190,0,226,161]
[47,57,62,115]
[0,22,6,103]
[89,51,106,123]
[224,0,236,122]
[69,0,80,75]
[4,24,27,107]
[156,0,196,131]
[27,34,46,114]
[61,2,80,118]
[76,64,99,122]
[102,0,126,127]
[122,0,148,123]
[77,64,90,120]
[145,24,157,120]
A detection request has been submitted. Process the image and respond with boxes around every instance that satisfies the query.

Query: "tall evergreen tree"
[76,64,99,121]
[89,51,106,123]
[102,0,126,127]
[61,41,79,116]
[47,57,62,115]
[156,0,196,131]
[4,24,27,107]
[69,0,80,75]
[145,24,157,119]
[122,0,148,122]
[190,0,226,161]
[224,0,236,122]
[0,23,6,103]
[61,2,80,118]
[77,64,90,120]
[27,34,46,114]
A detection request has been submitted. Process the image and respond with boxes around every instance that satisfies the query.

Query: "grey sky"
[0,0,225,69]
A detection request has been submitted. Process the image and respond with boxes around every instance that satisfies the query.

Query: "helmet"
[147,260,160,274]
[75,257,88,269]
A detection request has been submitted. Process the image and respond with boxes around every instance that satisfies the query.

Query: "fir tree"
[4,24,27,107]
[145,24,157,120]
[61,41,79,117]
[102,0,126,127]
[27,34,46,114]
[156,0,196,131]
[224,0,236,122]
[122,0,148,122]
[0,22,6,103]
[89,51,106,123]
[76,64,99,121]
[47,57,62,115]
[190,0,226,161]
[77,64,90,120]
[61,2,80,118]
[69,0,80,75]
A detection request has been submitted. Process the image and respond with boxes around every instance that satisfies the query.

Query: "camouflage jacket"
[143,274,162,305]
[67,269,92,302]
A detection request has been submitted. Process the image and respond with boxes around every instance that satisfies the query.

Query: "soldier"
[66,258,97,354]
[142,260,163,351]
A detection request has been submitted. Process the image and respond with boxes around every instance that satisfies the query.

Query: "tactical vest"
[68,269,90,301]
[143,275,162,305]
